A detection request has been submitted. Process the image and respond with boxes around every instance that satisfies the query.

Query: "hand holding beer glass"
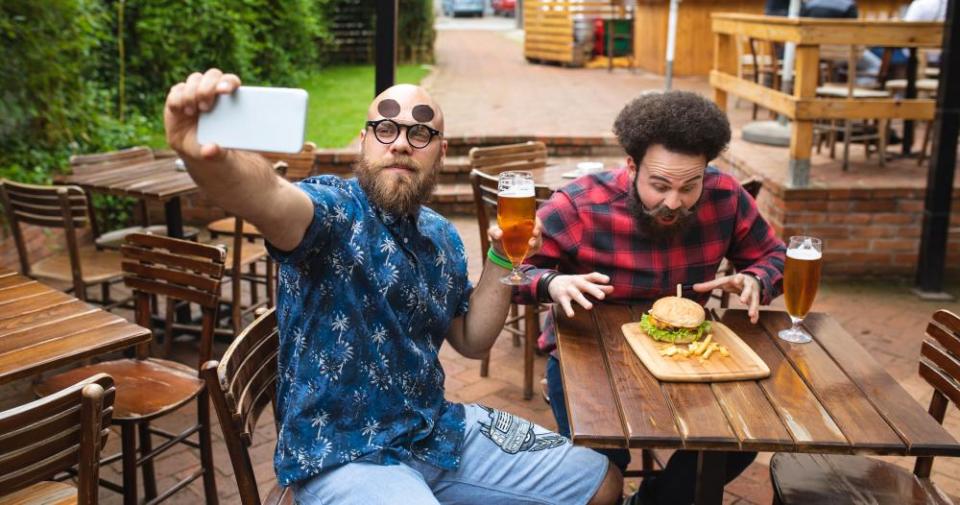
[497,171,536,285]
[779,236,823,344]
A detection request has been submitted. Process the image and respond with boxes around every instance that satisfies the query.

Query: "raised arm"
[163,68,314,251]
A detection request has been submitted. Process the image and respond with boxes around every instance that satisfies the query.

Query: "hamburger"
[639,296,711,344]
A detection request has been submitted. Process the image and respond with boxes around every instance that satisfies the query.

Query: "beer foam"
[499,187,534,197]
[787,247,822,260]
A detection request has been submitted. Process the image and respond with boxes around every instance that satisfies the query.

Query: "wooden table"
[556,304,960,505]
[60,158,198,238]
[0,268,151,384]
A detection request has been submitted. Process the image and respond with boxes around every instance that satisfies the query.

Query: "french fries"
[658,333,730,364]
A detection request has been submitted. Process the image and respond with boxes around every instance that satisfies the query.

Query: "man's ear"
[626,156,638,176]
[440,139,448,159]
[358,130,365,153]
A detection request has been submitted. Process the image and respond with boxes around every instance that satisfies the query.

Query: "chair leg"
[198,391,219,504]
[139,421,158,500]
[232,273,242,336]
[829,120,838,159]
[918,120,932,167]
[121,424,138,505]
[523,307,538,401]
[510,304,521,347]
[101,282,111,305]
[642,449,655,475]
[248,261,259,306]
[878,119,888,167]
[842,120,852,171]
[480,353,490,377]
[164,298,176,358]
[266,258,276,308]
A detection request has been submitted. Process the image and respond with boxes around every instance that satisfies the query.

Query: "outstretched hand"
[164,68,241,162]
[548,273,615,317]
[693,273,761,323]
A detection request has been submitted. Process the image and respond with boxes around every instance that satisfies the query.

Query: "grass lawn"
[297,64,433,148]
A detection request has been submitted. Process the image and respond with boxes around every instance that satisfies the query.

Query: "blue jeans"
[294,403,609,505]
[546,355,757,505]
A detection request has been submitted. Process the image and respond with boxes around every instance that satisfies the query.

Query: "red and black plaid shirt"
[514,166,786,350]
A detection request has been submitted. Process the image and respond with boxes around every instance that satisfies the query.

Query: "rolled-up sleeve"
[266,176,359,265]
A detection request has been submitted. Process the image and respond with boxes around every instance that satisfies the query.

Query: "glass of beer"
[779,236,823,344]
[497,171,536,285]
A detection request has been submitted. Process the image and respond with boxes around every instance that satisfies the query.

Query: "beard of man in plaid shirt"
[514,91,786,505]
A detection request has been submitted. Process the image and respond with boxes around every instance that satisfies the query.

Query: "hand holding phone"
[163,70,308,159]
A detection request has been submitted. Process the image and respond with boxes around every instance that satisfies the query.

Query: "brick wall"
[752,185,960,276]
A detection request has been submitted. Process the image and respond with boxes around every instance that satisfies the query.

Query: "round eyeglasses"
[365,119,441,149]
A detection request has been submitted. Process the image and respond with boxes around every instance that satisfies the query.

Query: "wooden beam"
[711,13,942,47]
[795,98,937,120]
[709,71,796,117]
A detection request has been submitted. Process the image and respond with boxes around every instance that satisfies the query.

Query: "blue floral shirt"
[266,176,473,486]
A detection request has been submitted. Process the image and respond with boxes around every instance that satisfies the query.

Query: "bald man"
[164,69,622,504]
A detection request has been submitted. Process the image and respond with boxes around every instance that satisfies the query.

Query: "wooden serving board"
[621,321,770,382]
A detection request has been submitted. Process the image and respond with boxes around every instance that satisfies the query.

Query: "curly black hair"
[612,91,731,165]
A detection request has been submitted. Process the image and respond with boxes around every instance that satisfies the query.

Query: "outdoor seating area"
[2,1,959,505]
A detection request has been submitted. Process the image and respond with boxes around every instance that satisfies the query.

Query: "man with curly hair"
[514,91,786,505]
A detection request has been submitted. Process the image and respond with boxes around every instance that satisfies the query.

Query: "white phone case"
[197,86,308,153]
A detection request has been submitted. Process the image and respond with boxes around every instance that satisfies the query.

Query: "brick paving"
[2,18,960,505]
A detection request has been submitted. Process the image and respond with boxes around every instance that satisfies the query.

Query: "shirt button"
[404,238,409,244]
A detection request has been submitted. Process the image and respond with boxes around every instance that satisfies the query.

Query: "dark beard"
[628,177,697,240]
[355,155,439,217]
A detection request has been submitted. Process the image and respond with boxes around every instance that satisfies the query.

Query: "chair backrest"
[259,142,317,182]
[201,308,280,505]
[0,180,90,279]
[919,310,960,416]
[741,177,763,199]
[69,146,154,175]
[121,233,226,367]
[468,141,548,176]
[914,309,960,478]
[470,169,554,255]
[0,373,115,505]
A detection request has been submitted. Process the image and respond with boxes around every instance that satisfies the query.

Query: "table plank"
[761,311,906,454]
[805,313,960,457]
[0,321,148,384]
[0,300,93,334]
[0,291,75,320]
[0,275,34,290]
[0,282,54,304]
[593,305,682,448]
[722,310,848,451]
[0,310,122,355]
[711,379,795,451]
[661,382,739,448]
[555,307,627,448]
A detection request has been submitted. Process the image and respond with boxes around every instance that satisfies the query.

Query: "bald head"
[368,84,445,132]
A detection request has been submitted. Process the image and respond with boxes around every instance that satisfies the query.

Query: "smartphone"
[197,86,308,154]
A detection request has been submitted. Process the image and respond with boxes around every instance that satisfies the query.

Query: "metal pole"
[915,0,958,298]
[375,0,398,96]
[665,0,680,90]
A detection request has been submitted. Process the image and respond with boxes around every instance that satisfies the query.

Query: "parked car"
[442,0,484,17]
[492,0,516,16]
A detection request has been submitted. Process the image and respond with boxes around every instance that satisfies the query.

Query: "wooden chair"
[770,309,960,505]
[470,169,553,401]
[814,45,892,170]
[0,373,114,505]
[712,177,763,309]
[739,38,782,120]
[35,234,226,505]
[0,180,123,306]
[467,141,548,176]
[68,147,199,249]
[201,308,292,505]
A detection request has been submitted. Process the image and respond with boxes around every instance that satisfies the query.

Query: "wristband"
[487,247,514,270]
[537,271,559,303]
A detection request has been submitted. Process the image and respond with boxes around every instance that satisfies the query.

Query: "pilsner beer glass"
[497,171,536,285]
[778,236,823,344]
